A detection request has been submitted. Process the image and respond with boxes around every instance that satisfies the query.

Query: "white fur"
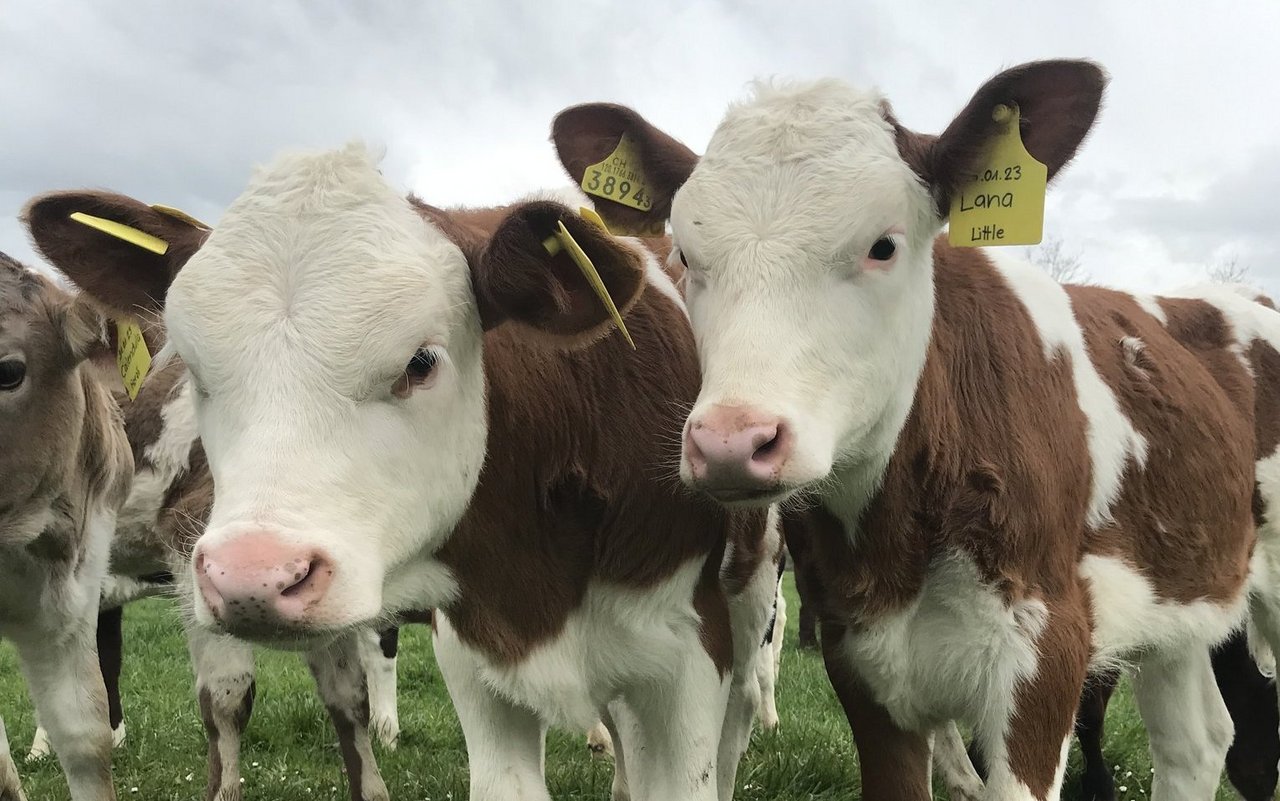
[467,557,708,728]
[987,249,1149,529]
[1131,293,1168,325]
[838,553,1046,740]
[673,80,937,510]
[1080,554,1247,671]
[166,143,487,628]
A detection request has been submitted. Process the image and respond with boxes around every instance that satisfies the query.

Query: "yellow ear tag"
[115,319,152,401]
[69,212,169,255]
[541,221,636,350]
[150,204,211,230]
[948,104,1048,247]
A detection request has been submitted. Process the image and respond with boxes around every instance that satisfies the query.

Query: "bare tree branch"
[1207,254,1250,284]
[1026,237,1089,284]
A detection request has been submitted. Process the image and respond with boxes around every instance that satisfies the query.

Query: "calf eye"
[868,237,897,261]
[679,250,689,267]
[0,360,25,391]
[406,348,438,381]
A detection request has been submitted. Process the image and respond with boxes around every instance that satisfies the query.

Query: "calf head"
[554,60,1106,507]
[26,145,646,645]
[0,252,113,530]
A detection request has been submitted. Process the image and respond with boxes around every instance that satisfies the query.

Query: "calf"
[26,166,780,801]
[0,253,133,801]
[552,60,1280,799]
[23,207,405,800]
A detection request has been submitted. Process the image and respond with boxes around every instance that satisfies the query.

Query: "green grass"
[0,575,1235,800]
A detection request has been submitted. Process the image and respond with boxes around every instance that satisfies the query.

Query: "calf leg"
[16,624,116,801]
[357,626,400,750]
[28,606,125,761]
[434,614,551,801]
[969,603,1087,801]
[1075,672,1119,801]
[822,629,931,800]
[931,722,982,801]
[0,716,28,801]
[1133,647,1234,801]
[1212,631,1279,801]
[618,652,728,801]
[601,708,630,801]
[756,587,785,731]
[187,627,255,801]
[306,635,390,801]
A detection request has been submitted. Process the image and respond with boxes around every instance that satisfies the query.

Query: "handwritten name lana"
[957,190,1014,241]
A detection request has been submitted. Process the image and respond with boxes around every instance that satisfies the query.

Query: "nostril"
[280,556,325,598]
[751,422,789,465]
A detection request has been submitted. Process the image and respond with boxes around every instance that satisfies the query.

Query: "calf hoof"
[369,717,399,751]
[24,727,50,762]
[797,633,818,650]
[586,721,614,759]
[759,710,779,731]
[0,766,26,801]
[111,723,127,749]
[1079,770,1117,801]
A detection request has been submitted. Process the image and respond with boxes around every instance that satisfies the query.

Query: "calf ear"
[552,103,698,235]
[23,191,209,317]
[472,201,647,346]
[892,59,1107,217]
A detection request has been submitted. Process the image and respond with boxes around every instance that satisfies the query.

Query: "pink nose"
[684,405,792,496]
[194,531,334,629]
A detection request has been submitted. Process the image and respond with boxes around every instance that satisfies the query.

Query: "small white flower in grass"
[1124,770,1132,777]
[1119,787,1127,793]
[129,787,138,794]
[184,773,193,782]
[239,778,245,784]
[251,761,259,768]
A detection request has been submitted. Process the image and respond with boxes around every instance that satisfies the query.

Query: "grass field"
[0,574,1236,800]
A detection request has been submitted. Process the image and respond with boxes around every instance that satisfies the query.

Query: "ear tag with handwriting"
[115,319,152,400]
[542,221,636,350]
[948,104,1048,247]
[69,212,169,254]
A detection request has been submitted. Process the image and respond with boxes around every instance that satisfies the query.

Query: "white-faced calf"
[29,156,780,801]
[0,252,133,801]
[23,198,407,801]
[553,60,1280,800]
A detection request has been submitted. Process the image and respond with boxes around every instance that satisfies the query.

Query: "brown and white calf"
[551,60,1280,800]
[23,204,406,801]
[25,167,781,801]
[0,253,133,801]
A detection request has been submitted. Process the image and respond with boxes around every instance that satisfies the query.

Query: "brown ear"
[472,201,647,345]
[551,103,698,234]
[23,191,210,317]
[891,59,1107,217]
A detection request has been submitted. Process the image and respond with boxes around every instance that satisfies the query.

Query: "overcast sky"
[2,0,1277,295]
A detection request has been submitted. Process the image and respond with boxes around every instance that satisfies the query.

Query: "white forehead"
[672,79,929,263]
[166,144,471,381]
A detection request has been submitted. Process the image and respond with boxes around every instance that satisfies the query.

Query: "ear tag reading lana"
[115,319,152,400]
[69,212,169,254]
[948,104,1048,247]
[150,204,211,230]
[542,221,636,350]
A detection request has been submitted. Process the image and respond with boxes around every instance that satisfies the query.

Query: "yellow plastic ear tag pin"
[541,220,636,350]
[69,212,169,255]
[150,204,211,230]
[115,319,152,401]
[948,104,1048,247]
